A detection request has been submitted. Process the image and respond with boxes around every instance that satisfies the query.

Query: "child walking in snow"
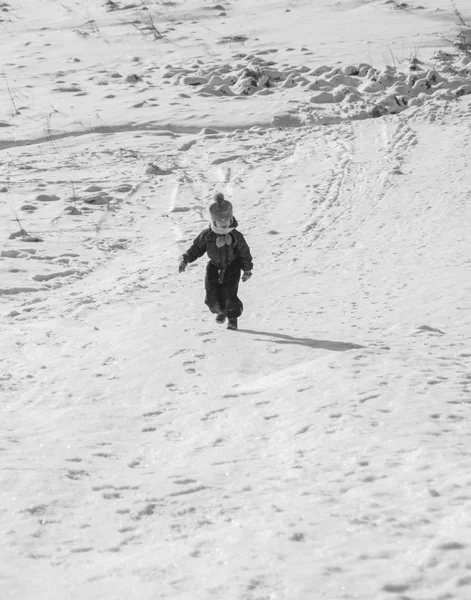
[179,192,253,330]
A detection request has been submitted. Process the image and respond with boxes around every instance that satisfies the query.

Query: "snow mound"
[169,52,471,120]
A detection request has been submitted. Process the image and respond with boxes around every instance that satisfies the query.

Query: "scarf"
[211,222,235,248]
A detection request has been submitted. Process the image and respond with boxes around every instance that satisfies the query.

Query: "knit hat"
[209,191,233,222]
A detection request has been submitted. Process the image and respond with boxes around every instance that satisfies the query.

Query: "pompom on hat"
[209,191,233,222]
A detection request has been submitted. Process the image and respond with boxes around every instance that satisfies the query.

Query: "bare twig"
[2,69,20,115]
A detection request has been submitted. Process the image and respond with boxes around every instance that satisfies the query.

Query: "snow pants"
[205,260,243,319]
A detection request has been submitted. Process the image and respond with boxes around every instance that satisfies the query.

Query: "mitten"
[179,258,187,273]
[241,271,252,282]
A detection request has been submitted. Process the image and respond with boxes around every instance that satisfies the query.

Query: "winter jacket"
[182,219,253,272]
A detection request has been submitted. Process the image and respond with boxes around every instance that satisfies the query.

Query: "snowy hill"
[1,1,471,599]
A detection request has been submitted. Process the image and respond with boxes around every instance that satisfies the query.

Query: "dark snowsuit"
[182,219,253,319]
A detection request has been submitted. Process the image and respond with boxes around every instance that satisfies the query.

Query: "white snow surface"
[1,0,471,599]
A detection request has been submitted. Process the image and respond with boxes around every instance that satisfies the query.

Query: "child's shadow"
[238,329,364,351]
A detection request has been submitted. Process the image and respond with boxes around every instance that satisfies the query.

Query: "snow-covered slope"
[1,1,471,599]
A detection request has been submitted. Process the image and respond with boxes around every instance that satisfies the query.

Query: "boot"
[227,318,238,330]
[215,313,226,324]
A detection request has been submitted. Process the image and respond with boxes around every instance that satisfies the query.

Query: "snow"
[1,0,471,598]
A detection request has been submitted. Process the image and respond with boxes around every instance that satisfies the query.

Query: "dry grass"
[129,4,163,39]
[452,3,471,55]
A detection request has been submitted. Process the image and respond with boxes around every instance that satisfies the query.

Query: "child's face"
[215,218,231,229]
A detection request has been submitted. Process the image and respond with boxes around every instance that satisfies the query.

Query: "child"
[179,192,253,330]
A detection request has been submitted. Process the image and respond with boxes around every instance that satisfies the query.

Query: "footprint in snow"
[416,325,446,335]
[201,407,228,421]
[142,410,165,417]
[65,469,89,480]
